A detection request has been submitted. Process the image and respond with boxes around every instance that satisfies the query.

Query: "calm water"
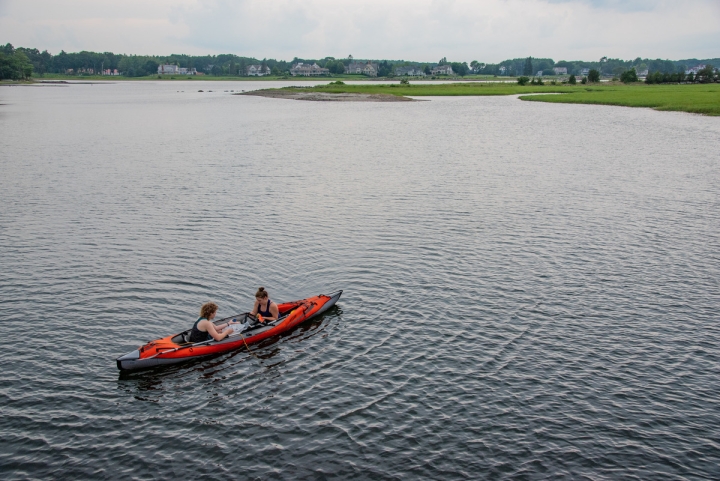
[1,81,719,480]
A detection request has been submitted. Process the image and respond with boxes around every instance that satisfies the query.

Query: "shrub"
[588,69,600,82]
[645,71,663,84]
[517,76,530,86]
[399,78,410,85]
[620,68,638,84]
[581,77,587,84]
[568,74,577,85]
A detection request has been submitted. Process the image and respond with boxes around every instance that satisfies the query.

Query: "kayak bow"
[116,290,342,371]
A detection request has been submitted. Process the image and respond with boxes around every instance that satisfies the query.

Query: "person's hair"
[255,287,268,299]
[200,302,218,319]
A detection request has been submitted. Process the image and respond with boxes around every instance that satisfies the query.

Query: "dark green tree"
[450,62,469,76]
[523,57,533,76]
[517,76,529,86]
[0,48,33,79]
[377,60,391,77]
[696,64,716,83]
[588,69,600,82]
[620,68,638,83]
[568,74,577,85]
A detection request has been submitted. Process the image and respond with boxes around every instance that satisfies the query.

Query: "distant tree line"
[645,65,718,84]
[3,43,719,81]
[470,56,720,78]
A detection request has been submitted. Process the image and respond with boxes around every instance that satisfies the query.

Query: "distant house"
[290,63,330,76]
[158,64,180,74]
[685,64,706,75]
[498,66,507,75]
[246,65,271,76]
[102,69,119,76]
[362,63,378,77]
[346,61,379,77]
[553,67,568,75]
[178,67,198,75]
[395,66,426,77]
[431,65,454,75]
[537,70,543,77]
[580,68,590,76]
[636,69,649,77]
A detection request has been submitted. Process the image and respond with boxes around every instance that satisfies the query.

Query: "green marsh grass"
[519,83,720,116]
[287,82,720,116]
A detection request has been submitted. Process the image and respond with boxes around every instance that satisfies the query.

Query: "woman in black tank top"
[189,302,238,343]
[251,287,279,323]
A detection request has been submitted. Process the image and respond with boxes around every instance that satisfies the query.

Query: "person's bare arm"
[205,320,230,341]
[267,302,280,321]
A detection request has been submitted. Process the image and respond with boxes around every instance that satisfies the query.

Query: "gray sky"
[1,0,718,61]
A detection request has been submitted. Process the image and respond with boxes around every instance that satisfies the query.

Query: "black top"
[189,317,212,343]
[258,299,273,318]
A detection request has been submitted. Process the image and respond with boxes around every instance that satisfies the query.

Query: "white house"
[685,64,706,75]
[537,70,544,77]
[395,66,426,77]
[178,67,197,75]
[290,63,330,76]
[346,61,379,77]
[431,65,454,75]
[553,67,568,75]
[580,68,590,76]
[158,64,179,74]
[247,65,271,76]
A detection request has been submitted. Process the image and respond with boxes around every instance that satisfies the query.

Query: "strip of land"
[237,90,415,102]
[255,82,720,115]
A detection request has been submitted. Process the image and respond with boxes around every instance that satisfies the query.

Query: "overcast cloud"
[1,0,718,61]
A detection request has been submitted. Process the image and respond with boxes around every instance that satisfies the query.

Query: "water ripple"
[1,81,719,479]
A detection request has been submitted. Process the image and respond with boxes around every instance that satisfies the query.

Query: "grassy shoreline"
[279,82,720,116]
[519,84,720,116]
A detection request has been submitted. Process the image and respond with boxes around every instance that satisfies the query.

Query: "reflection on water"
[1,81,719,480]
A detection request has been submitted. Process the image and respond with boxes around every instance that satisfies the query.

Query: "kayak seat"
[171,331,193,345]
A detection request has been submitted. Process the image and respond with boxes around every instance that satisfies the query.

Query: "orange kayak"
[116,290,342,371]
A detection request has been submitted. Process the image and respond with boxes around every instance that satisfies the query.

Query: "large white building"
[346,61,379,77]
[395,66,426,77]
[553,67,568,75]
[158,64,179,74]
[247,65,271,76]
[158,65,197,75]
[290,63,330,76]
[431,65,454,76]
